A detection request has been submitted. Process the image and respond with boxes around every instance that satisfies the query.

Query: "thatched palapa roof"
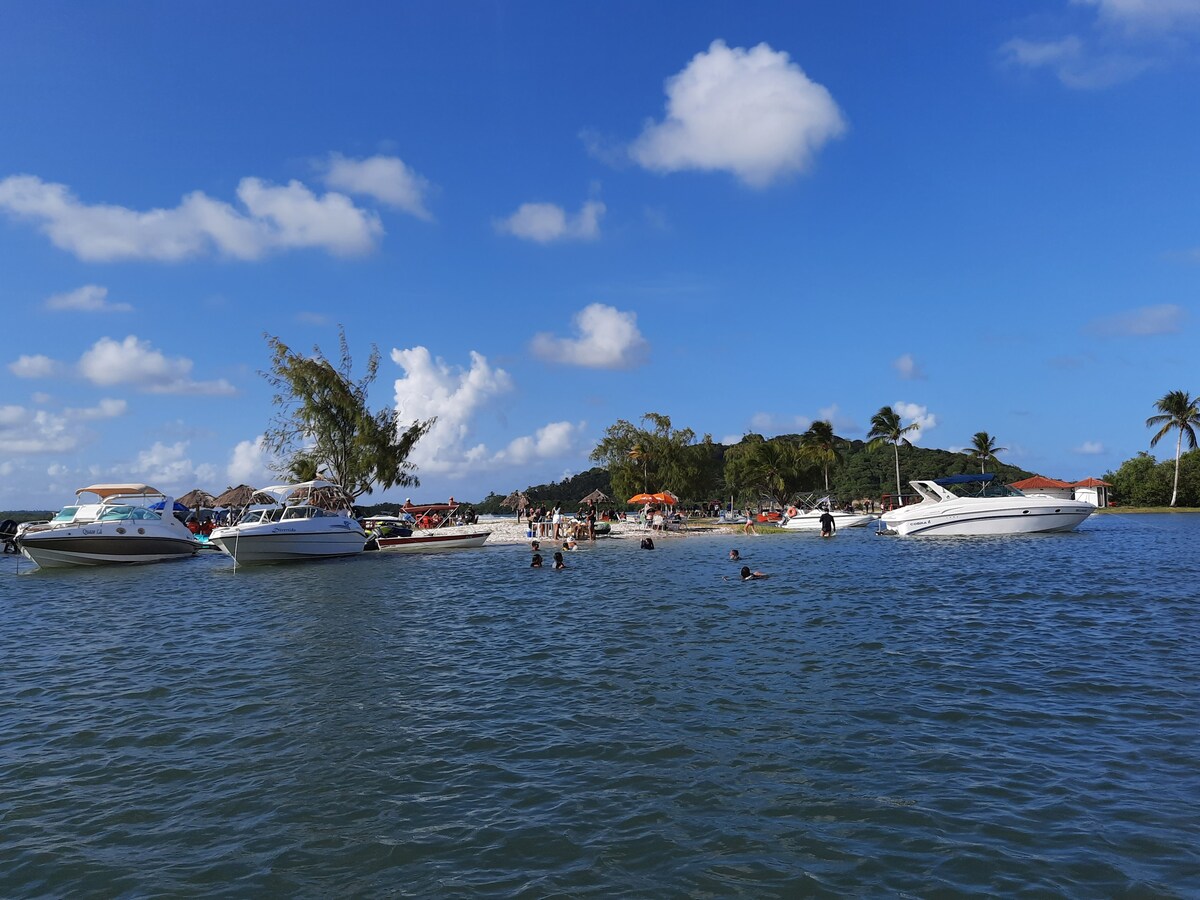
[214,484,257,507]
[178,488,216,508]
[579,489,610,504]
[501,490,529,511]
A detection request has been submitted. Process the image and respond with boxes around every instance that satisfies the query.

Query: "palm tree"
[1146,390,1200,507]
[867,406,919,504]
[969,431,1007,473]
[800,420,842,492]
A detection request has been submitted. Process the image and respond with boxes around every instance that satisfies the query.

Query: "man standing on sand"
[586,500,597,540]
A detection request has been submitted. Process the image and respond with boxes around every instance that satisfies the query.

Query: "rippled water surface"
[2,514,1198,896]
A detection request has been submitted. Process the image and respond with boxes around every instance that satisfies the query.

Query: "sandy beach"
[473,516,719,546]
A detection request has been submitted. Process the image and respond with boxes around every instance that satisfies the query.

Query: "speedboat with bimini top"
[877,474,1094,537]
[16,484,201,568]
[780,496,877,530]
[207,480,365,565]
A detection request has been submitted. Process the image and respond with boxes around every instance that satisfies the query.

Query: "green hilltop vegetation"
[471,426,1038,515]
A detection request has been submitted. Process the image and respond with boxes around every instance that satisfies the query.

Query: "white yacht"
[17,484,201,568]
[878,475,1094,537]
[207,480,365,565]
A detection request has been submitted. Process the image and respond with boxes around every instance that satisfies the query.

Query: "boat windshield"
[51,506,81,523]
[943,481,1025,499]
[281,505,325,520]
[97,505,159,522]
[237,508,281,524]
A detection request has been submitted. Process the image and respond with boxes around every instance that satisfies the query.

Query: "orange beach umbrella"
[627,493,656,504]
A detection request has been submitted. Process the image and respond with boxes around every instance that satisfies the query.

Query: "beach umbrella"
[627,492,656,505]
[178,488,216,508]
[215,484,257,507]
[651,491,678,505]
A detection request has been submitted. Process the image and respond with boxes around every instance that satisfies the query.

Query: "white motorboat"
[16,484,200,568]
[208,480,365,565]
[878,474,1094,537]
[780,497,876,531]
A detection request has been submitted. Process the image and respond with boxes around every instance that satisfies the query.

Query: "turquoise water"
[2,515,1197,896]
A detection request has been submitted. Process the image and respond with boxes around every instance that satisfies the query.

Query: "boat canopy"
[933,474,995,486]
[76,483,164,499]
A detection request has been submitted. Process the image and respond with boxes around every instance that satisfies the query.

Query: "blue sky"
[1,1,1197,509]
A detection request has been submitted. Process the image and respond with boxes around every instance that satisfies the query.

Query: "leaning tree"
[261,328,434,502]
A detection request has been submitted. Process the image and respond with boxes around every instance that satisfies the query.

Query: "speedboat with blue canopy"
[16,484,201,568]
[877,474,1095,537]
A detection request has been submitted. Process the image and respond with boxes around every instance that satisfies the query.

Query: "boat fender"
[787,507,798,517]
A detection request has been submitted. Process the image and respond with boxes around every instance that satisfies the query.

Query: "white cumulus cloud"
[495,421,587,465]
[323,153,433,220]
[227,435,278,487]
[893,401,937,444]
[46,284,132,313]
[9,354,61,379]
[77,336,237,395]
[530,303,649,369]
[495,200,605,243]
[391,347,515,475]
[0,173,382,261]
[1075,440,1106,454]
[630,39,846,187]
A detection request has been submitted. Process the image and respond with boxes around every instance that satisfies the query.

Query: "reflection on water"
[2,515,1198,895]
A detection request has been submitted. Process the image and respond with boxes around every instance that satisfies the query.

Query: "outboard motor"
[0,519,18,553]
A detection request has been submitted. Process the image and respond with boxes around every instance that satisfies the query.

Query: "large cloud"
[495,200,605,243]
[323,153,433,220]
[0,174,382,261]
[530,303,649,369]
[76,336,237,395]
[390,346,586,476]
[630,40,846,187]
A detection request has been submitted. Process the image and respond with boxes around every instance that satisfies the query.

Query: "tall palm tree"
[867,406,919,504]
[800,420,842,492]
[1146,390,1200,507]
[969,431,1007,473]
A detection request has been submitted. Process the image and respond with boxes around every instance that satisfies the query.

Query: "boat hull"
[780,511,877,530]
[18,532,199,568]
[881,502,1093,536]
[374,530,491,552]
[209,525,365,564]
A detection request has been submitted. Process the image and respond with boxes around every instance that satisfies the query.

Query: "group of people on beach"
[524,500,602,541]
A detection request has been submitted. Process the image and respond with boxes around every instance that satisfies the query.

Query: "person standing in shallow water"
[553,551,566,569]
[530,553,543,568]
[819,510,836,538]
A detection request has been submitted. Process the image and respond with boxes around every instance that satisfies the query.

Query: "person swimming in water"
[553,551,566,569]
[729,549,741,560]
[530,553,543,568]
[740,565,768,580]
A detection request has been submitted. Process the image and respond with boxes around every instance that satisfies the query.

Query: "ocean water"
[1,514,1197,897]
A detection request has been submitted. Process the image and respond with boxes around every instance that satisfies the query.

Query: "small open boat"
[364,502,490,553]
